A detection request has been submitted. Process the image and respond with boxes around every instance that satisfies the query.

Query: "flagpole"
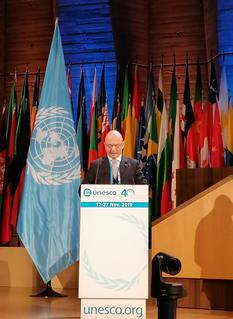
[30,280,67,298]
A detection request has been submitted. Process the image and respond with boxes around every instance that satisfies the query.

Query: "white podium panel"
[79,184,149,300]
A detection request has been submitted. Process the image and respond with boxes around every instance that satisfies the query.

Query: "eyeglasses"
[105,143,123,150]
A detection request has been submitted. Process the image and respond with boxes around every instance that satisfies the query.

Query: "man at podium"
[82,130,147,185]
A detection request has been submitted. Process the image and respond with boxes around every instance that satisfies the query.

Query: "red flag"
[208,59,218,165]
[10,72,31,229]
[112,64,122,132]
[99,103,110,157]
[67,63,74,119]
[211,101,224,167]
[30,69,40,134]
[0,81,18,243]
[0,104,7,215]
[194,60,203,162]
[183,64,197,167]
[199,104,209,168]
[88,67,98,167]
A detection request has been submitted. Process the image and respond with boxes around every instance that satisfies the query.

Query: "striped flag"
[226,98,233,165]
[211,100,224,167]
[156,65,164,140]
[130,64,140,156]
[88,67,98,167]
[194,59,203,164]
[0,104,7,220]
[156,100,170,217]
[0,83,17,242]
[121,66,130,138]
[169,65,184,209]
[30,69,40,133]
[135,99,147,172]
[183,64,196,168]
[146,104,158,221]
[76,69,89,177]
[123,65,140,157]
[218,64,229,163]
[112,64,122,132]
[143,66,156,164]
[208,59,218,166]
[96,65,106,156]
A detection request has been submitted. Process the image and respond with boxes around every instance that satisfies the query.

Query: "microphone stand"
[30,280,67,298]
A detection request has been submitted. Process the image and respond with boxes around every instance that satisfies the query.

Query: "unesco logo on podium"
[83,188,92,197]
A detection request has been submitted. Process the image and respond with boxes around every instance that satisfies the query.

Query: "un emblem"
[28,106,81,185]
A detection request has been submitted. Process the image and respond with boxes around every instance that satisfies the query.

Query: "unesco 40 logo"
[83,188,135,197]
[121,189,135,197]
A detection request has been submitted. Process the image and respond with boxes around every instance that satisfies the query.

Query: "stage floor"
[0,287,233,319]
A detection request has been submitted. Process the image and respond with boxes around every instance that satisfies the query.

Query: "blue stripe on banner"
[80,202,148,208]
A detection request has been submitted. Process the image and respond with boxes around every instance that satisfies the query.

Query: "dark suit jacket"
[82,156,147,185]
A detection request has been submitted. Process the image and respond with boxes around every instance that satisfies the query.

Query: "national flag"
[193,59,203,162]
[9,71,31,229]
[123,65,140,158]
[135,99,147,172]
[169,65,184,209]
[0,104,7,218]
[208,59,218,165]
[131,64,140,154]
[218,64,229,162]
[211,100,224,167]
[143,66,156,163]
[121,66,130,138]
[156,100,170,217]
[88,67,98,167]
[226,98,233,165]
[112,64,122,132]
[145,65,155,126]
[67,63,74,121]
[96,65,106,155]
[183,64,196,168]
[99,102,110,157]
[199,101,209,168]
[30,69,40,133]
[171,98,185,209]
[156,65,164,140]
[133,65,141,122]
[169,64,177,148]
[17,20,81,283]
[146,104,158,222]
[76,69,89,177]
[0,82,17,243]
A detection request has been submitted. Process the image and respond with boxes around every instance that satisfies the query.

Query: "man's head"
[104,130,124,159]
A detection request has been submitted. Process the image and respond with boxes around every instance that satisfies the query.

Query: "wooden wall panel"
[202,0,218,59]
[149,0,210,103]
[4,0,55,106]
[111,0,149,95]
[111,0,148,65]
[111,0,216,106]
[165,278,233,310]
[2,0,218,109]
[176,168,233,206]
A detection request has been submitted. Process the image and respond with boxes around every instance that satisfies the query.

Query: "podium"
[79,184,149,319]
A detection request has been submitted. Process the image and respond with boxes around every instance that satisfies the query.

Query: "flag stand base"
[30,280,67,298]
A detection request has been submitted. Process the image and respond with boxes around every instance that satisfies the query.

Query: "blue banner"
[17,20,81,283]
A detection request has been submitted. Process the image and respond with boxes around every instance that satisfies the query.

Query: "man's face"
[104,133,124,159]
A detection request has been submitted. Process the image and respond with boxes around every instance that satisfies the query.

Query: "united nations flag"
[17,19,81,283]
